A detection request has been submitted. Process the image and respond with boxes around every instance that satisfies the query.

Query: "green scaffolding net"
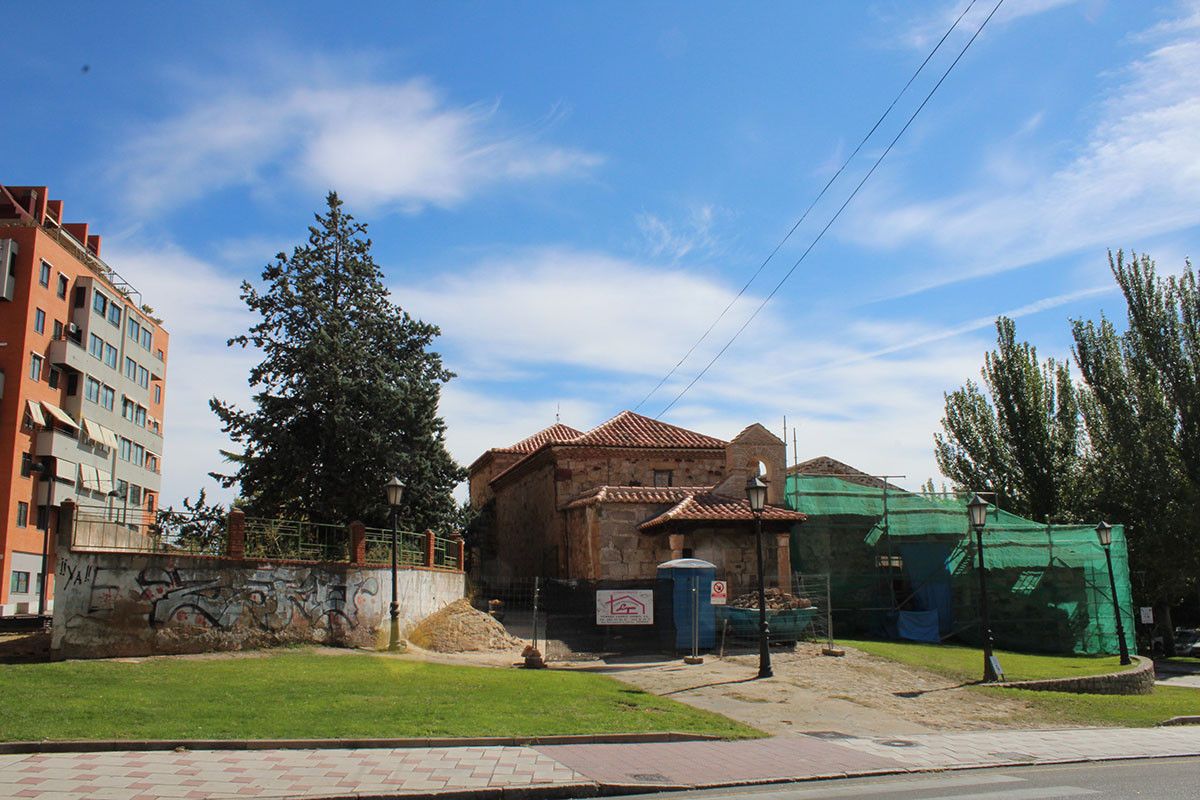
[785,475,1135,656]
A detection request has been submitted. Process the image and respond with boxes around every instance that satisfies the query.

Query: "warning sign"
[710,580,728,605]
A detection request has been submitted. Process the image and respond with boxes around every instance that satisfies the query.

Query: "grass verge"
[843,638,1200,727]
[0,650,759,742]
[842,638,1132,682]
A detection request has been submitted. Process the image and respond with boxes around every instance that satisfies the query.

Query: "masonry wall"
[593,502,675,580]
[491,460,560,579]
[552,448,726,501]
[50,547,464,660]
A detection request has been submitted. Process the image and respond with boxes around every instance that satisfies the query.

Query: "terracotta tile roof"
[565,485,711,509]
[788,456,905,491]
[638,492,807,531]
[570,411,728,449]
[496,423,584,454]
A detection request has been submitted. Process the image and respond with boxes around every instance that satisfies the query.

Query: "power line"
[656,0,1006,418]
[632,0,981,413]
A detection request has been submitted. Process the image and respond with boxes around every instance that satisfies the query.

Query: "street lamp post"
[1096,521,1132,666]
[746,475,772,679]
[967,493,999,683]
[385,476,406,653]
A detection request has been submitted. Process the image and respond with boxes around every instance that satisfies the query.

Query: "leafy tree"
[155,489,228,555]
[210,192,465,530]
[934,317,1086,521]
[1072,252,1200,619]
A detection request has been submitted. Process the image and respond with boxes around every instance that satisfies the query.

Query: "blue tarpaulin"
[897,609,940,643]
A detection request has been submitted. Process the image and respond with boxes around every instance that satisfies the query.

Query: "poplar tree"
[934,317,1085,522]
[210,192,464,529]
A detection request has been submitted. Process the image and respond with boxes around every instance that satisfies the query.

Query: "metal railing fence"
[243,517,349,561]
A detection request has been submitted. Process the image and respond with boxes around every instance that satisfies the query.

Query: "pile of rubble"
[728,587,814,610]
[407,599,524,653]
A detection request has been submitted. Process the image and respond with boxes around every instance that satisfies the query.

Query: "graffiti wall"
[51,550,464,659]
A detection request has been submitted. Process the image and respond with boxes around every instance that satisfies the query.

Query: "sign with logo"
[596,589,654,625]
[1140,607,1154,624]
[710,580,728,605]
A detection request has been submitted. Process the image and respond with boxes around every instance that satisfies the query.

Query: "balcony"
[47,335,90,374]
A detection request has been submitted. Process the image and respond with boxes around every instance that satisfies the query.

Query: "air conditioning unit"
[68,322,80,334]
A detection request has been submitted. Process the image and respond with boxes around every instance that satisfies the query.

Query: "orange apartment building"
[0,185,169,616]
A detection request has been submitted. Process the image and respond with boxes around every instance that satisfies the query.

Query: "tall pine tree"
[210,193,464,529]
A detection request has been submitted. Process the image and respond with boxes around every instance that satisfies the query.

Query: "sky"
[4,0,1199,508]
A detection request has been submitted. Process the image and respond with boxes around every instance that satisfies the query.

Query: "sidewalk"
[2,727,1199,799]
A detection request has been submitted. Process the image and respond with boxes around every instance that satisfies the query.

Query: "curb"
[0,731,720,756]
[1159,716,1200,726]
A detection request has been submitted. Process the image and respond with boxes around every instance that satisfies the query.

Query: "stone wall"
[51,548,464,660]
[491,460,560,578]
[994,656,1155,695]
[592,502,675,579]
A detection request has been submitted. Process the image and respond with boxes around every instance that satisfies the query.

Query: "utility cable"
[656,0,1006,418]
[632,0,981,413]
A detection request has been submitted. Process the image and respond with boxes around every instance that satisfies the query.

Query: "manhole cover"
[879,739,918,747]
[802,731,855,740]
[628,773,671,783]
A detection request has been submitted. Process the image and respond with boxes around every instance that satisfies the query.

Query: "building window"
[153,385,162,404]
[135,405,147,426]
[16,502,28,528]
[101,384,115,411]
[89,333,104,359]
[120,438,131,461]
[127,317,140,342]
[52,320,63,339]
[141,328,152,351]
[104,343,117,368]
[125,357,136,380]
[93,290,107,315]
[57,274,68,299]
[85,376,101,403]
[66,373,79,396]
[653,470,674,488]
[155,348,164,361]
[34,308,45,334]
[10,571,30,594]
[107,302,121,327]
[137,365,149,388]
[35,505,48,531]
[38,261,50,287]
[48,368,60,389]
[146,493,155,512]
[73,286,86,308]
[29,353,43,381]
[129,485,143,506]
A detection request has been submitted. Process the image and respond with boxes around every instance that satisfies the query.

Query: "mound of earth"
[408,599,523,653]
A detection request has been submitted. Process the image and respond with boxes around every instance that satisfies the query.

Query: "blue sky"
[5,1,1199,506]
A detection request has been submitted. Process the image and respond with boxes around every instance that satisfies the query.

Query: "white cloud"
[636,204,723,262]
[858,4,1200,296]
[900,0,1081,50]
[397,247,783,379]
[116,76,601,216]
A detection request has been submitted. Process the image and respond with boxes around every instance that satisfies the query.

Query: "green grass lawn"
[843,638,1200,727]
[843,638,1132,682]
[0,651,758,742]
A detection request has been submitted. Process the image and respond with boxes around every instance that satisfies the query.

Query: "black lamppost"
[746,475,772,679]
[385,476,406,653]
[968,493,999,683]
[1096,521,1132,666]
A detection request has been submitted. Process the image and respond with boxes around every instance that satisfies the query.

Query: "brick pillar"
[451,533,465,572]
[227,509,246,560]
[668,532,686,560]
[775,532,791,594]
[349,521,366,565]
[425,529,436,567]
[57,498,76,555]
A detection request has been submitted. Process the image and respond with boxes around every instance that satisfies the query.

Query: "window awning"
[82,418,120,450]
[54,458,77,482]
[95,467,114,493]
[25,400,47,427]
[79,463,101,491]
[39,401,80,431]
[100,425,119,450]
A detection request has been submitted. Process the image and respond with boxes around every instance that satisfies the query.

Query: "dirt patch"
[408,599,524,653]
[0,632,49,664]
[562,642,1047,736]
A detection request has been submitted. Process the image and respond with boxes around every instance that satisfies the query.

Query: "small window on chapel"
[653,470,674,488]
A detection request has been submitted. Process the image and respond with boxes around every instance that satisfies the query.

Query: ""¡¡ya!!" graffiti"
[136,567,379,631]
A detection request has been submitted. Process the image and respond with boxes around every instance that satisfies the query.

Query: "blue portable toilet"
[657,558,717,650]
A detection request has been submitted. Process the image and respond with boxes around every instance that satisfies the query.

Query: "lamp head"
[1096,520,1113,547]
[745,475,768,515]
[967,493,989,531]
[385,476,406,508]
